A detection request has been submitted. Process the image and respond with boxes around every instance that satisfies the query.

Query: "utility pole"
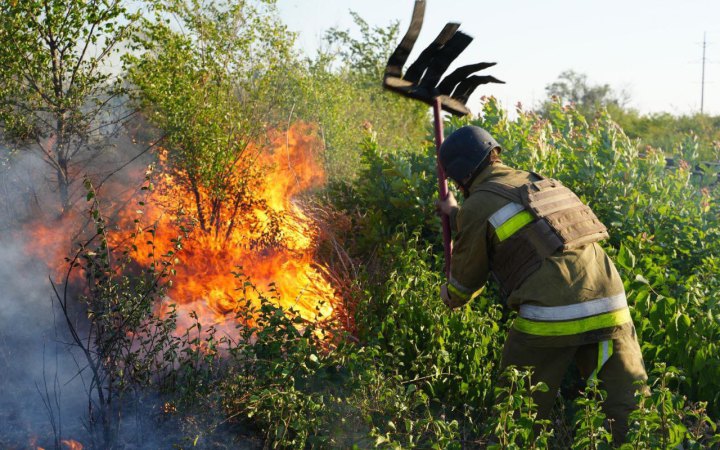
[701,32,707,114]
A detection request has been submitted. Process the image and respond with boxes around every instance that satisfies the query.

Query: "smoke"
[0,129,165,448]
[0,233,89,447]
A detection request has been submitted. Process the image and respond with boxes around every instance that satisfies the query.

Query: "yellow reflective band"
[513,308,631,336]
[495,211,534,241]
[519,294,627,321]
[588,340,614,386]
[447,282,471,301]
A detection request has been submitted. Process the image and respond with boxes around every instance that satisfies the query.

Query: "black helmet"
[439,126,501,182]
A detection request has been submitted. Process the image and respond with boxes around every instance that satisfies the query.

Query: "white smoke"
[0,130,172,448]
[0,232,90,446]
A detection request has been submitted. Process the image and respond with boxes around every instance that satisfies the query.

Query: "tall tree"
[0,0,137,213]
[281,12,428,180]
[125,0,295,239]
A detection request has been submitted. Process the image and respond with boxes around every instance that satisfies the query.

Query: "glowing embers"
[61,440,84,450]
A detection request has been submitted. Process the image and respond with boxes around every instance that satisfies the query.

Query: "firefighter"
[436,125,647,443]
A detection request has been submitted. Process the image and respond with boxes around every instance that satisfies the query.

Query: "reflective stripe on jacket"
[514,294,631,336]
[486,195,630,336]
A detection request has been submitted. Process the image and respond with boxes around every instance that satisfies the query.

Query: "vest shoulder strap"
[473,181,523,203]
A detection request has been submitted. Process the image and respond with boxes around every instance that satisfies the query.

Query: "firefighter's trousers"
[499,326,648,444]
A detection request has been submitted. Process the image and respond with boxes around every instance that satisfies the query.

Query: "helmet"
[439,126,501,182]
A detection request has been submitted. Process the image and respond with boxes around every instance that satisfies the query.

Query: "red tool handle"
[433,98,452,279]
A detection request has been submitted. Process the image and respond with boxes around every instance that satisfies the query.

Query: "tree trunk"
[190,177,207,232]
[56,162,70,214]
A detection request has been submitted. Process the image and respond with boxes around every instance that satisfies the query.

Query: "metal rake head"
[382,0,504,116]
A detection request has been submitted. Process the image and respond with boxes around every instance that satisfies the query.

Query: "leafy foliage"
[571,383,613,450]
[623,364,720,449]
[125,0,294,237]
[462,98,720,418]
[37,96,720,449]
[5,2,720,447]
[279,13,428,180]
[54,178,181,447]
[489,367,552,449]
[614,109,720,161]
[0,0,137,210]
[541,71,720,161]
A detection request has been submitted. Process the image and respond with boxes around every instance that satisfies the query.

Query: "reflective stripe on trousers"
[513,293,631,336]
[588,340,614,386]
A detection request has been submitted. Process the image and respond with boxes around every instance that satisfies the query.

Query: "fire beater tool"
[382,0,504,278]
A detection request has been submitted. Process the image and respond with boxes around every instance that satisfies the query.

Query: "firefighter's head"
[439,126,501,194]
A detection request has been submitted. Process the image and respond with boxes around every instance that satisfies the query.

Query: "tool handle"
[433,98,452,279]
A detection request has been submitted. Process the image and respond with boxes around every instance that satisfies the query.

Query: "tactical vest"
[476,175,609,295]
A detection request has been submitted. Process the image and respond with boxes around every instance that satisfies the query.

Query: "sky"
[276,0,720,117]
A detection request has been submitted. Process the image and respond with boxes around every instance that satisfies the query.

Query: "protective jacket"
[447,163,632,347]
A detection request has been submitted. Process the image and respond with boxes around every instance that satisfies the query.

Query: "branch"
[49,234,108,409]
[95,135,165,191]
[82,108,137,138]
[34,136,64,173]
[67,6,99,93]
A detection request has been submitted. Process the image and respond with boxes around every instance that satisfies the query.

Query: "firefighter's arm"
[436,191,459,233]
[441,283,482,308]
[440,202,490,309]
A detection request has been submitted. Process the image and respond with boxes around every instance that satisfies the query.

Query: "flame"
[61,440,83,450]
[29,436,44,450]
[114,122,338,331]
[20,122,339,336]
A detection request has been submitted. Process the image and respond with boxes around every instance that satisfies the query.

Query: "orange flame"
[21,123,339,336]
[114,122,338,331]
[61,440,83,450]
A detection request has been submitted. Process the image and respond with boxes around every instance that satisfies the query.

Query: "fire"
[114,122,338,330]
[20,123,339,336]
[61,440,83,450]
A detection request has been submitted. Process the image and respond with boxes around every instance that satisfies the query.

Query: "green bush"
[324,97,720,447]
[59,96,720,448]
[466,99,720,414]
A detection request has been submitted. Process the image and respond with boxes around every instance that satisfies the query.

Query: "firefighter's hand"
[440,284,464,309]
[435,191,458,217]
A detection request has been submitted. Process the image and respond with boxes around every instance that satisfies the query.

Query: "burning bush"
[112,122,340,334]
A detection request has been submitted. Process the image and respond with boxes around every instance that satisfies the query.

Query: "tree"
[125,0,295,240]
[0,0,138,213]
[324,11,400,82]
[281,12,428,180]
[612,110,720,160]
[542,70,628,118]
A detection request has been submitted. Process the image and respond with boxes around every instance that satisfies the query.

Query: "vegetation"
[541,70,720,161]
[282,12,429,180]
[1,1,720,448]
[125,0,295,239]
[0,0,138,212]
[541,70,629,118]
[613,110,720,161]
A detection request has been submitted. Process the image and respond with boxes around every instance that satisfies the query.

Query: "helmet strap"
[460,157,491,197]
